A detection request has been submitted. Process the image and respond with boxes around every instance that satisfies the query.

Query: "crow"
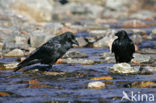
[14,32,79,72]
[59,0,68,5]
[112,30,135,63]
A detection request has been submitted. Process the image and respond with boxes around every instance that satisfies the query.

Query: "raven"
[14,32,79,72]
[112,30,135,63]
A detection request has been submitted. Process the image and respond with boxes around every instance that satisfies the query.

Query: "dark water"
[0,48,156,103]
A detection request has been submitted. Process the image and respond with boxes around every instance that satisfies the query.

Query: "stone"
[63,50,88,58]
[122,20,148,28]
[57,58,94,65]
[30,32,55,48]
[131,81,156,88]
[109,63,139,74]
[151,29,156,37]
[3,62,18,70]
[93,31,116,48]
[43,71,65,76]
[4,49,24,57]
[132,53,151,64]
[88,81,105,89]
[100,52,115,63]
[140,66,156,73]
[131,33,143,45]
[76,37,88,47]
[138,48,156,54]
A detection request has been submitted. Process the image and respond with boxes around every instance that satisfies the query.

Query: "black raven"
[59,0,68,5]
[112,30,135,63]
[14,32,79,72]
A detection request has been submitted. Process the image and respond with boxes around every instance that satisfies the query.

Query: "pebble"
[4,49,24,57]
[88,81,105,89]
[57,58,94,65]
[132,53,151,64]
[63,50,88,58]
[109,63,139,74]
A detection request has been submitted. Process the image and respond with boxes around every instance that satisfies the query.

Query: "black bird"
[59,0,68,5]
[112,30,135,63]
[14,32,79,72]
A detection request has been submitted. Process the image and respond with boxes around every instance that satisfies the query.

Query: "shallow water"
[0,48,156,103]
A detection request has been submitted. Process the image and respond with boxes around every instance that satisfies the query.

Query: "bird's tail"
[14,64,22,72]
[14,59,40,72]
[13,58,32,72]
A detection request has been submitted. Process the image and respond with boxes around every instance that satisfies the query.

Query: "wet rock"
[76,37,88,47]
[57,58,94,65]
[93,31,116,48]
[88,81,105,89]
[100,52,115,63]
[30,32,55,48]
[4,49,24,57]
[3,62,18,70]
[0,91,10,96]
[131,81,156,88]
[140,66,156,73]
[138,48,156,54]
[131,33,143,45]
[132,53,151,64]
[43,71,65,76]
[122,20,148,28]
[1,30,30,53]
[63,50,88,58]
[109,63,139,74]
[151,29,156,37]
[90,76,113,80]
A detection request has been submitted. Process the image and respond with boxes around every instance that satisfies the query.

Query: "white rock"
[109,63,139,74]
[4,49,24,57]
[4,62,18,69]
[132,53,151,63]
[88,81,105,89]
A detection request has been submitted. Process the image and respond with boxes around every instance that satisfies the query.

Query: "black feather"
[14,32,78,72]
[112,30,135,63]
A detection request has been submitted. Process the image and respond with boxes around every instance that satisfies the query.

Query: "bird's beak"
[72,39,79,46]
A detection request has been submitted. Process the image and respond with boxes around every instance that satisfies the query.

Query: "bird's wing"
[31,41,61,60]
[112,39,118,53]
